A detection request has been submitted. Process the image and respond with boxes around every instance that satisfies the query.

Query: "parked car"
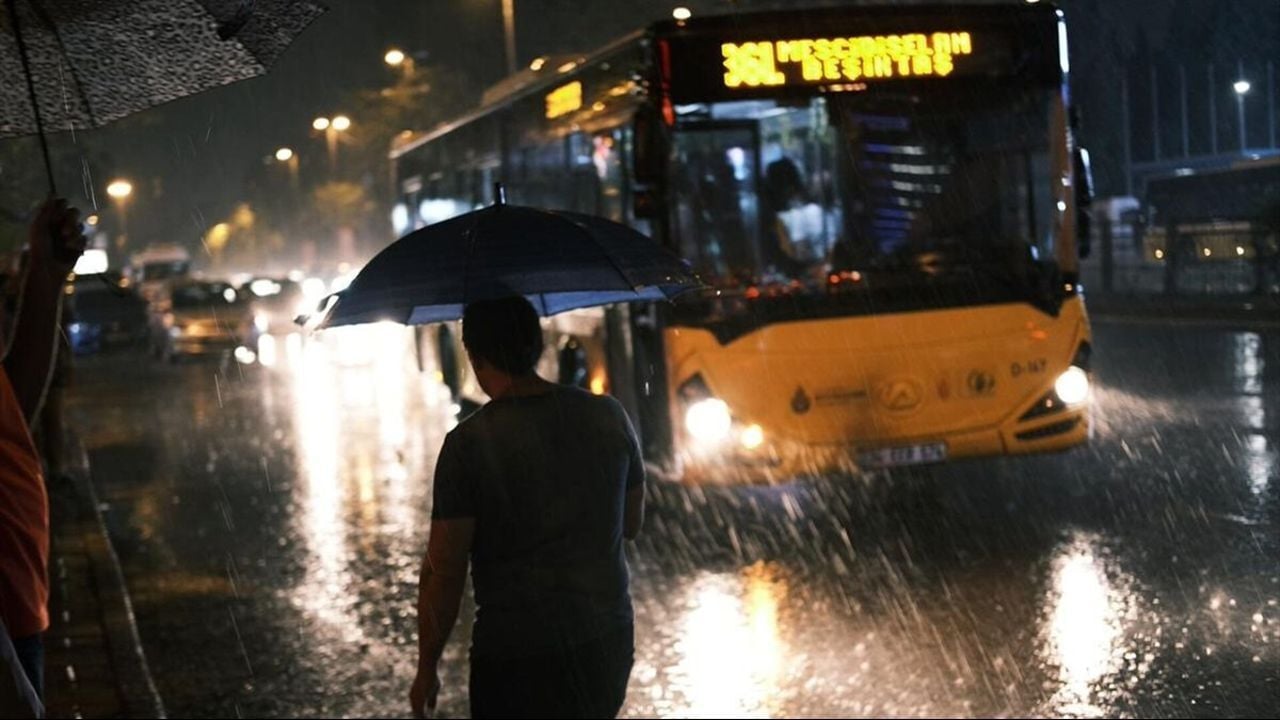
[67,272,149,355]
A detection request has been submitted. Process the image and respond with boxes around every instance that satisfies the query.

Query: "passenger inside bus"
[763,156,828,272]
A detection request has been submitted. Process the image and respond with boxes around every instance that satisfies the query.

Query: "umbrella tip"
[493,182,506,206]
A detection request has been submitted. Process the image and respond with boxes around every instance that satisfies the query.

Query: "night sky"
[6,0,1278,255]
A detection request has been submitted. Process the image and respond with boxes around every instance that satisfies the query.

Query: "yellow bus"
[390,3,1095,482]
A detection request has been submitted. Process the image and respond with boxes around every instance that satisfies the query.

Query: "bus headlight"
[740,423,765,450]
[254,313,270,332]
[685,398,732,444]
[1054,366,1089,405]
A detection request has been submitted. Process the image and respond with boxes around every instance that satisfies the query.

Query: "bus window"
[831,88,1055,271]
[532,139,568,209]
[593,132,625,223]
[670,90,1056,290]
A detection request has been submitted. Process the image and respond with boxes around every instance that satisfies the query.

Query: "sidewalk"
[1086,292,1280,327]
[42,434,165,719]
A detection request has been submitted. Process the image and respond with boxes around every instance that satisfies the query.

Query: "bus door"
[668,121,764,281]
[629,120,764,469]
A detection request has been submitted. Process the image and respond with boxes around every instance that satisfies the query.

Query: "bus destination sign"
[721,31,974,89]
[546,81,583,119]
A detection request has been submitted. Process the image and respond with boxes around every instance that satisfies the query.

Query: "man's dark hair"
[462,296,543,376]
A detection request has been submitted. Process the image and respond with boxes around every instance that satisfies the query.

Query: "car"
[129,245,192,304]
[67,272,149,355]
[149,280,253,362]
[243,277,309,336]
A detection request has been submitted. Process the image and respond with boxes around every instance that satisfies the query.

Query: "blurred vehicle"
[129,244,191,304]
[243,277,309,336]
[66,272,149,355]
[149,279,252,362]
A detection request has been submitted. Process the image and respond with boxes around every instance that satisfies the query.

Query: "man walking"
[409,296,644,719]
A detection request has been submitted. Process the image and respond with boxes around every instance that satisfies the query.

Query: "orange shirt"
[0,367,48,638]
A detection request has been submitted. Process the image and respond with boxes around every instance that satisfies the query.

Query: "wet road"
[65,319,1279,718]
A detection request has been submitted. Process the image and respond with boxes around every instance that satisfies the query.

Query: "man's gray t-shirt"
[431,385,644,659]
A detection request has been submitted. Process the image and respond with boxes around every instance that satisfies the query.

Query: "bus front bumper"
[675,407,1090,484]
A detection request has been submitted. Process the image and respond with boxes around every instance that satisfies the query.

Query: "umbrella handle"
[6,0,57,196]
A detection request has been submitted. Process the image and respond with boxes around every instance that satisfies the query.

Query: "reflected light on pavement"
[290,336,360,639]
[1042,533,1135,718]
[1245,434,1273,498]
[257,333,278,368]
[669,563,787,717]
[1233,332,1262,396]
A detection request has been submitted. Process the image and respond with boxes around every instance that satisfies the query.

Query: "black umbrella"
[1,0,327,193]
[318,186,702,328]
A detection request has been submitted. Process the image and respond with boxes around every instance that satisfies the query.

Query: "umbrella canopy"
[318,194,702,328]
[1,0,326,191]
[0,0,326,136]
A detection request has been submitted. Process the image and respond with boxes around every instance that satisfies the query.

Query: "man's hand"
[409,664,440,718]
[28,198,86,282]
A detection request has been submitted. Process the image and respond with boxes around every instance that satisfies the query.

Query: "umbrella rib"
[461,209,483,308]
[26,0,100,126]
[196,1,270,71]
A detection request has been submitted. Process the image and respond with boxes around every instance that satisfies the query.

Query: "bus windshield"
[670,86,1058,295]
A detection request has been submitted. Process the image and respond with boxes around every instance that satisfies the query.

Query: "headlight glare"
[685,398,732,444]
[1054,366,1089,405]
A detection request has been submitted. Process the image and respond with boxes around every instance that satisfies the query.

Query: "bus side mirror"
[633,108,665,185]
[1075,147,1094,259]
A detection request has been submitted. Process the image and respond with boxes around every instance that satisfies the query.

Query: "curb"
[64,434,167,720]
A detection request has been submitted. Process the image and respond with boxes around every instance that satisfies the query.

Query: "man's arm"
[416,518,473,666]
[624,484,645,540]
[4,200,84,423]
[410,517,474,716]
[620,402,646,540]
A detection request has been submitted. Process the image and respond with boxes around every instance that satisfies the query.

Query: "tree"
[241,62,477,271]
[305,181,377,269]
[335,63,476,242]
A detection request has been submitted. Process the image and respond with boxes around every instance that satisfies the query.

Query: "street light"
[672,6,692,21]
[106,179,132,199]
[312,115,350,172]
[106,179,133,253]
[384,48,406,67]
[1234,78,1251,152]
[501,0,516,76]
[274,147,299,188]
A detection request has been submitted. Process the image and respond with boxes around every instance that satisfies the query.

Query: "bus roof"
[390,29,645,160]
[390,2,1064,160]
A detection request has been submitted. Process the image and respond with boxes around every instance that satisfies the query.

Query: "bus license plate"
[858,443,948,468]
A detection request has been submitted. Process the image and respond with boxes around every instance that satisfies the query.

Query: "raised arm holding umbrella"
[0,0,325,709]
